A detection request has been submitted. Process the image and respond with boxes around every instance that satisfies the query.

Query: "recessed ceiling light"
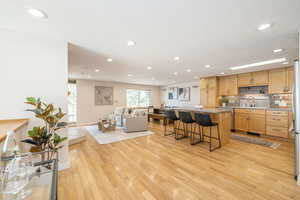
[186,69,191,73]
[173,72,178,76]
[127,74,133,77]
[205,65,211,68]
[173,57,180,61]
[220,72,225,75]
[230,58,286,70]
[257,23,272,31]
[283,62,289,65]
[273,49,283,53]
[147,66,152,70]
[107,58,113,62]
[95,69,100,72]
[127,41,135,46]
[27,8,47,18]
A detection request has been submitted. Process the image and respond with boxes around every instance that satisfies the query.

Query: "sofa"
[113,107,148,133]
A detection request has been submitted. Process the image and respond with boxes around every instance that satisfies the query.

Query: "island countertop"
[0,119,29,142]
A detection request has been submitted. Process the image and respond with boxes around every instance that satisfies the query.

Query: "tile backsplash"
[221,86,292,108]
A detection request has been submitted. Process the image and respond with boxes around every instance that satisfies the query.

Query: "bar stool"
[176,111,195,140]
[194,113,221,152]
[163,110,179,136]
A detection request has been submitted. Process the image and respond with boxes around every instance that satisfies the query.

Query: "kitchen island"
[170,107,233,147]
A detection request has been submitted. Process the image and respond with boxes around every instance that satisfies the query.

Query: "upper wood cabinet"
[269,67,293,94]
[200,77,218,108]
[218,75,238,96]
[252,71,269,86]
[237,71,268,87]
[237,73,252,87]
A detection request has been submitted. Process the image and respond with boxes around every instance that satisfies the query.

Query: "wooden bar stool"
[194,113,221,152]
[163,110,179,136]
[176,111,195,140]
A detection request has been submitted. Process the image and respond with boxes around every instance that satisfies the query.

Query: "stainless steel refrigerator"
[293,59,299,182]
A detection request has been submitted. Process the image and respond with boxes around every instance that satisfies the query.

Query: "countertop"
[172,107,232,114]
[0,119,29,142]
[228,106,292,111]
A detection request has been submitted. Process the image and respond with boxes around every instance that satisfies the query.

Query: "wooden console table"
[148,113,166,123]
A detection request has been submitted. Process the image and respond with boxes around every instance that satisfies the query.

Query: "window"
[67,83,77,122]
[126,89,152,107]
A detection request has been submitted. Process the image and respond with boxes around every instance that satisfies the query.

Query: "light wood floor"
[58,122,300,200]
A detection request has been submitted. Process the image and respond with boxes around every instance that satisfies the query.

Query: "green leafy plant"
[219,96,229,107]
[22,97,67,160]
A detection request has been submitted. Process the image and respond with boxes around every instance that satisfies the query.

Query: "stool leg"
[176,121,186,140]
[217,125,221,148]
[190,123,193,144]
[163,119,167,135]
[201,126,204,142]
[199,124,203,142]
[209,127,212,152]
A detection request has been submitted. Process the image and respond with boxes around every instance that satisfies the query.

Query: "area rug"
[231,134,281,149]
[85,125,154,144]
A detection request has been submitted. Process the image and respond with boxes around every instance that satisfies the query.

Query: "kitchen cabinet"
[252,71,269,86]
[266,110,289,138]
[218,75,238,96]
[269,67,294,94]
[248,113,266,135]
[234,109,266,134]
[269,68,286,94]
[235,112,249,132]
[200,77,218,108]
[237,71,268,87]
[237,73,252,87]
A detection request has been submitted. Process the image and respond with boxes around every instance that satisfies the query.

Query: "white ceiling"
[1,0,300,86]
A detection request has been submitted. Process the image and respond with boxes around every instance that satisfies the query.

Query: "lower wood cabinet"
[234,109,290,138]
[234,109,266,135]
[266,110,289,138]
[248,113,266,135]
[266,126,288,138]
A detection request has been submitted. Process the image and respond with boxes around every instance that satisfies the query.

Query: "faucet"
[248,96,256,107]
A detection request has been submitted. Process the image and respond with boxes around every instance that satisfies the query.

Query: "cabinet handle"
[272,128,280,131]
[272,118,280,121]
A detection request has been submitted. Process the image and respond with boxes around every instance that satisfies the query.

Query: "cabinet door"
[200,79,207,90]
[207,77,217,88]
[227,75,238,96]
[286,67,294,93]
[207,87,217,107]
[269,68,286,94]
[200,88,207,107]
[235,112,249,132]
[238,73,252,87]
[248,114,266,134]
[218,76,227,96]
[252,71,268,86]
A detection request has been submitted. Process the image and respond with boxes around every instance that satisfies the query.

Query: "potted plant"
[220,96,229,107]
[22,97,67,162]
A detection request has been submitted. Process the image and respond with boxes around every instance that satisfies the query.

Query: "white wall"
[0,29,69,169]
[160,81,200,107]
[76,79,161,123]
